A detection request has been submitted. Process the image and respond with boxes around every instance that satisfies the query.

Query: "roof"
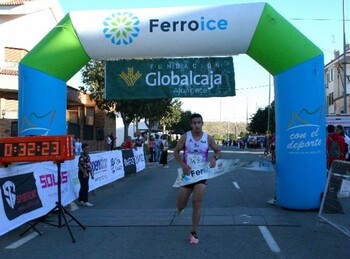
[0,69,18,75]
[0,0,27,6]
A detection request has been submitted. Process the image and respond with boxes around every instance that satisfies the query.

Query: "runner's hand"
[182,164,191,175]
[209,158,216,168]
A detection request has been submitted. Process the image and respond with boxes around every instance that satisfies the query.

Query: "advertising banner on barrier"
[105,57,235,99]
[0,149,145,236]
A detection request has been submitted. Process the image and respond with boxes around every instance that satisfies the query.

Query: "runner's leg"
[191,183,206,233]
[176,186,192,211]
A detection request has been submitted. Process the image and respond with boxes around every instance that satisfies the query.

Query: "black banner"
[122,149,137,175]
[0,173,43,220]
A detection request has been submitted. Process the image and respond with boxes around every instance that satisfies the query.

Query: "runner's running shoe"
[189,232,199,245]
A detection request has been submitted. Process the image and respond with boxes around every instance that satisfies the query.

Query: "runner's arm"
[173,134,191,174]
[208,135,221,168]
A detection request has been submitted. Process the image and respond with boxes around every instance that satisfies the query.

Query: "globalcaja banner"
[105,57,235,99]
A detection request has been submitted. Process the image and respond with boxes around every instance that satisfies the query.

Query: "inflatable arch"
[19,3,325,209]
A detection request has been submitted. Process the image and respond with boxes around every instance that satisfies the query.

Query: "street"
[0,146,348,259]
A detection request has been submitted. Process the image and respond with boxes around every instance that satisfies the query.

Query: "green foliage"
[247,100,275,134]
[212,134,224,142]
[172,110,192,134]
[159,99,182,131]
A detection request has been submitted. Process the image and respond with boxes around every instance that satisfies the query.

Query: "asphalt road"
[0,146,349,259]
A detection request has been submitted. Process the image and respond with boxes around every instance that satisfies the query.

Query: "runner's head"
[190,113,203,134]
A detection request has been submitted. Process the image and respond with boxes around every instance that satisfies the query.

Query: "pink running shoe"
[189,232,199,245]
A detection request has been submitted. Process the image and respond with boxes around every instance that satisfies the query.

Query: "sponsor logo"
[111,157,123,174]
[149,17,228,32]
[39,171,68,189]
[91,158,108,173]
[103,12,228,46]
[146,71,221,89]
[2,181,16,209]
[0,173,43,220]
[119,67,142,87]
[103,12,140,45]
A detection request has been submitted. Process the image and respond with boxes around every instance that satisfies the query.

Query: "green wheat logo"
[119,67,142,86]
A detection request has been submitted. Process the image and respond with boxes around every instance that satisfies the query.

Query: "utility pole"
[267,74,271,133]
[343,0,348,114]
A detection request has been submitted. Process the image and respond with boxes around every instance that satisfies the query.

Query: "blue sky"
[59,0,349,122]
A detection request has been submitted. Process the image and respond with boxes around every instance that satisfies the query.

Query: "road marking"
[5,232,39,249]
[258,226,281,253]
[232,181,240,189]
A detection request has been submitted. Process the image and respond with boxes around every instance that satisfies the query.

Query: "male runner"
[173,113,221,245]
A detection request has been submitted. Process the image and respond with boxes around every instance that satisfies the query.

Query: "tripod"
[21,161,85,242]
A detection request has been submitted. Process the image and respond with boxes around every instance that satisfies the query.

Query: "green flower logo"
[103,12,140,45]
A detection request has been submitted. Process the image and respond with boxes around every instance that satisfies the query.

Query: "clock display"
[0,135,74,164]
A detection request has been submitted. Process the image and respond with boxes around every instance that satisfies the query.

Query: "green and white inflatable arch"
[19,3,325,209]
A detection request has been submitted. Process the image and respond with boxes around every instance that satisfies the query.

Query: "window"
[68,111,78,123]
[85,107,94,125]
[83,125,94,140]
[328,93,334,106]
[327,68,334,82]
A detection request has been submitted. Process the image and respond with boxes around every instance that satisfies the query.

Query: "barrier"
[0,148,145,236]
[318,160,350,237]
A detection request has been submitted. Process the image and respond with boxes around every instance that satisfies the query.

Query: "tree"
[138,99,173,137]
[159,99,182,133]
[172,110,193,134]
[247,100,275,134]
[80,60,115,114]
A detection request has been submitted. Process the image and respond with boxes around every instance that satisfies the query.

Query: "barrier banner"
[122,149,137,175]
[0,173,43,221]
[173,159,240,187]
[133,147,146,173]
[0,149,145,236]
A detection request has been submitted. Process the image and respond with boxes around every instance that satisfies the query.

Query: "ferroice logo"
[119,67,142,86]
[103,12,140,45]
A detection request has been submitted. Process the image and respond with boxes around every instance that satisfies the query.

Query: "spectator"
[122,136,133,149]
[77,143,94,207]
[110,133,115,150]
[106,134,112,150]
[159,134,169,168]
[155,134,162,162]
[74,138,82,156]
[326,124,346,169]
[148,135,156,162]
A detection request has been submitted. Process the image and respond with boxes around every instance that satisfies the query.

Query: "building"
[325,46,350,114]
[0,0,115,150]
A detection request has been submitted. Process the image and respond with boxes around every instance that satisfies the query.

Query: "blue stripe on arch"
[18,64,67,136]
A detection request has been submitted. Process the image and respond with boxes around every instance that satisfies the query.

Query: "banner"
[105,57,235,99]
[0,148,145,236]
[122,149,137,175]
[173,159,240,187]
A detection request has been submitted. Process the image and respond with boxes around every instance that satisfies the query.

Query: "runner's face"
[191,117,203,133]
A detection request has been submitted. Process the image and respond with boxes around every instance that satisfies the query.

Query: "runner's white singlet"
[183,131,209,169]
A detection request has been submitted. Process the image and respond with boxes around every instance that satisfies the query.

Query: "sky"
[59,0,349,123]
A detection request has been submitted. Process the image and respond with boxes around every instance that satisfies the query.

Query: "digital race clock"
[0,135,75,164]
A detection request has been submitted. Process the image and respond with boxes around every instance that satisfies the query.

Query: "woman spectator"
[159,134,169,168]
[148,135,156,162]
